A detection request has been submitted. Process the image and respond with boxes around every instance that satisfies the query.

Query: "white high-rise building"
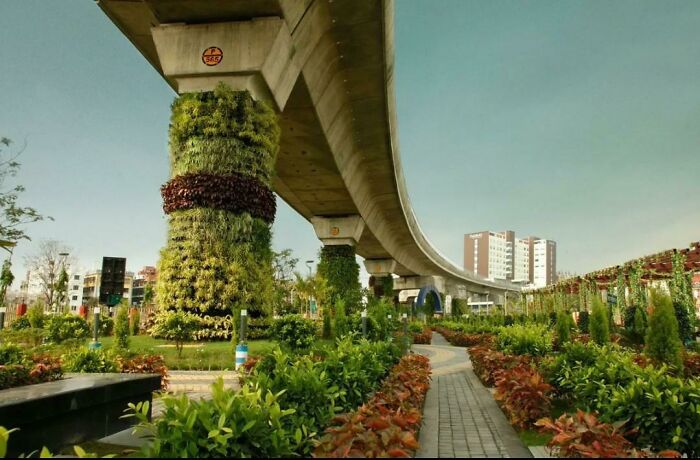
[67,274,84,313]
[465,230,556,287]
[529,238,557,288]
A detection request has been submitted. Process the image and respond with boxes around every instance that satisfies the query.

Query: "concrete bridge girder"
[394,275,446,294]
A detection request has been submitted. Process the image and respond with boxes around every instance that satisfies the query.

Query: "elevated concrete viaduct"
[98,0,521,303]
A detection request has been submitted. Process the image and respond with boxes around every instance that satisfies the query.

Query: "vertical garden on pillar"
[317,245,361,311]
[157,84,279,338]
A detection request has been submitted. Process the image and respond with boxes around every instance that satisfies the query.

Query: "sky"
[0,0,698,289]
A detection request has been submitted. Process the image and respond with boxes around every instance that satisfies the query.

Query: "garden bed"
[434,316,698,458]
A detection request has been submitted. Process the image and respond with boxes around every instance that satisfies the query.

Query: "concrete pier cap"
[151,18,300,109]
[311,215,365,247]
[364,258,397,277]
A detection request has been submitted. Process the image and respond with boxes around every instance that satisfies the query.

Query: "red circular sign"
[202,47,223,66]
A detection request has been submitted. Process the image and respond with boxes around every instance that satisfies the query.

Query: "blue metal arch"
[415,285,443,314]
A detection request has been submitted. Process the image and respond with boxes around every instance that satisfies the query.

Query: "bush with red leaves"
[536,410,681,458]
[433,327,495,348]
[468,346,531,387]
[683,353,700,379]
[494,364,553,429]
[412,328,432,345]
[313,353,431,458]
[161,172,276,222]
[117,354,169,390]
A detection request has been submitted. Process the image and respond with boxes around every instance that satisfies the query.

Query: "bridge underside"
[98,0,520,297]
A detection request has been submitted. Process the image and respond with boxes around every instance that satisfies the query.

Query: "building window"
[72,295,78,301]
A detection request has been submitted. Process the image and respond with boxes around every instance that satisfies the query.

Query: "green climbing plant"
[317,245,361,312]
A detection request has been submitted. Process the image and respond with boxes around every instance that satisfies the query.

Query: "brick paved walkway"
[414,333,531,458]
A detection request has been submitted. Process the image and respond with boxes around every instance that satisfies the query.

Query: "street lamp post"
[89,306,102,349]
[305,260,314,317]
[235,309,248,370]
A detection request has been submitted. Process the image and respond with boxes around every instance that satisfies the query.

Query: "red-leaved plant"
[313,354,431,458]
[468,346,530,387]
[535,410,681,458]
[412,328,432,345]
[494,364,553,429]
[117,354,169,390]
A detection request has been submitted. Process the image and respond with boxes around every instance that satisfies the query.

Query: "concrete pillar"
[363,258,397,277]
[151,19,299,330]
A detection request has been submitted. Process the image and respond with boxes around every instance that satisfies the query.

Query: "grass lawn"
[98,335,276,370]
[518,429,551,446]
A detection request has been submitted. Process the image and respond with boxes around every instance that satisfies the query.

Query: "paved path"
[414,333,531,458]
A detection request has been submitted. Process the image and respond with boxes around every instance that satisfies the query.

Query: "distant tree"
[0,259,14,308]
[0,137,51,243]
[645,289,683,371]
[25,240,73,310]
[271,249,298,314]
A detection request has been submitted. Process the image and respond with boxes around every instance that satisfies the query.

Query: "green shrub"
[150,310,199,358]
[63,348,117,373]
[549,345,641,413]
[251,350,339,455]
[624,305,647,344]
[126,380,302,458]
[10,316,30,330]
[589,296,610,345]
[577,310,590,333]
[333,299,349,338]
[246,316,272,340]
[87,313,113,336]
[0,343,26,365]
[130,308,141,336]
[0,328,45,347]
[555,311,575,345]
[605,367,700,456]
[113,305,130,351]
[322,311,332,340]
[408,321,424,334]
[645,290,683,371]
[45,314,90,343]
[348,313,381,341]
[497,324,553,356]
[270,315,317,351]
[27,305,46,329]
[316,338,400,410]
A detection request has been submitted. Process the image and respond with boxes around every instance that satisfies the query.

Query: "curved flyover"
[97,0,520,299]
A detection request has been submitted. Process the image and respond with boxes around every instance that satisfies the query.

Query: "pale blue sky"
[0,0,698,286]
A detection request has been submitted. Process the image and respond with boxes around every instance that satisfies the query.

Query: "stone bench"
[0,373,160,457]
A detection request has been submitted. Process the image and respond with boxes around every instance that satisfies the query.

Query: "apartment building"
[464,231,531,283]
[464,230,556,287]
[82,269,134,305]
